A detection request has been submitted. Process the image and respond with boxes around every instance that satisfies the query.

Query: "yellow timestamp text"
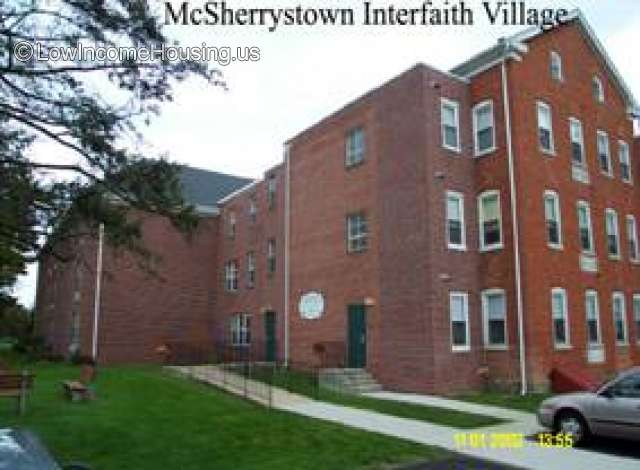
[454,432,525,449]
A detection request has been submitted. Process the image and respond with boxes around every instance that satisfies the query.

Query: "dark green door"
[347,305,367,368]
[265,311,276,362]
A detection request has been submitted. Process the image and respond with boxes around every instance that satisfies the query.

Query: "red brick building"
[36,12,640,393]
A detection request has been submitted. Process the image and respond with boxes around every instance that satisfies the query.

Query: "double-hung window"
[577,201,594,254]
[482,289,507,348]
[450,292,470,352]
[441,98,461,152]
[585,290,602,346]
[247,251,256,288]
[544,191,562,249]
[605,209,620,259]
[228,212,236,239]
[633,294,640,344]
[537,102,554,154]
[613,292,628,345]
[267,239,276,275]
[446,191,465,250]
[225,260,239,292]
[593,76,605,103]
[619,141,631,183]
[346,127,365,167]
[478,191,502,251]
[551,288,570,348]
[347,212,369,253]
[550,51,563,81]
[597,130,612,176]
[473,101,495,156]
[267,175,277,209]
[627,215,639,262]
[231,313,251,346]
[569,118,585,166]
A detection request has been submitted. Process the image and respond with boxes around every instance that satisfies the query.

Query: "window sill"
[616,343,630,348]
[600,171,613,179]
[475,147,497,158]
[608,254,621,261]
[540,148,556,157]
[345,159,365,171]
[630,259,640,265]
[484,345,508,351]
[480,244,504,253]
[623,179,633,186]
[452,346,471,353]
[554,344,573,351]
[443,145,462,154]
[548,243,563,251]
[448,244,467,252]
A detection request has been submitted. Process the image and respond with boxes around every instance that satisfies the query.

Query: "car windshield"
[592,372,621,392]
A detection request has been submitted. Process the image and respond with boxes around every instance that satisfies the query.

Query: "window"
[441,98,461,152]
[569,118,585,166]
[247,251,256,288]
[633,294,640,344]
[478,191,502,251]
[346,127,365,167]
[577,201,594,254]
[446,191,465,250]
[597,130,612,176]
[225,261,238,292]
[231,313,251,346]
[473,101,495,156]
[619,141,631,183]
[267,239,276,275]
[249,198,257,223]
[346,212,369,253]
[605,209,620,259]
[537,102,554,154]
[450,292,470,352]
[610,373,640,399]
[613,292,628,345]
[593,76,604,103]
[482,289,507,348]
[551,288,570,348]
[544,191,562,248]
[267,175,276,209]
[585,290,602,346]
[550,51,563,81]
[627,215,639,262]
[227,212,236,239]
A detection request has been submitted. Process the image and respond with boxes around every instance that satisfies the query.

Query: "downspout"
[91,223,104,361]
[284,144,291,366]
[501,57,527,395]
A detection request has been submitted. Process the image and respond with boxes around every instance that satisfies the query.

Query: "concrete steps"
[319,368,383,394]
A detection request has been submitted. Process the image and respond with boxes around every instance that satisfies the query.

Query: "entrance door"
[347,305,367,368]
[264,311,277,362]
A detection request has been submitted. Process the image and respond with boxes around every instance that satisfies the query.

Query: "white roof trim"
[216,180,259,205]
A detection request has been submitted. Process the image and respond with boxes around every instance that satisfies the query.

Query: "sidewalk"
[171,366,639,470]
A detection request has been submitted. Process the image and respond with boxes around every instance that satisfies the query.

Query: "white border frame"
[441,98,461,153]
[478,190,503,252]
[551,287,571,349]
[481,288,508,350]
[543,190,563,250]
[596,129,612,177]
[536,101,555,155]
[446,191,466,251]
[472,100,496,157]
[577,200,595,255]
[612,291,629,346]
[450,292,470,353]
[605,208,621,260]
[585,290,602,347]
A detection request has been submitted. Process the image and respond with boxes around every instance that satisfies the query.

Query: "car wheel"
[555,410,589,446]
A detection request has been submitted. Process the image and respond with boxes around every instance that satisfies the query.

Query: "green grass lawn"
[242,366,506,429]
[1,362,448,469]
[452,391,551,414]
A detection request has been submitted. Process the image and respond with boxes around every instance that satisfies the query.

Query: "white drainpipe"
[91,223,104,361]
[284,144,291,366]
[501,57,527,395]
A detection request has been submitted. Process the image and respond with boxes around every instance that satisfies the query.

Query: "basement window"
[473,100,495,156]
[441,98,461,152]
[551,288,570,348]
[478,190,502,251]
[450,292,470,352]
[613,292,628,346]
[482,289,507,349]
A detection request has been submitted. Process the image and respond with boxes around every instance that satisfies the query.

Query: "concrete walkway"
[171,366,639,469]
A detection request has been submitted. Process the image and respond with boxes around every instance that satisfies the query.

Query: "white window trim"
[345,127,365,167]
[231,313,251,346]
[619,140,632,184]
[346,212,369,253]
[544,190,563,250]
[593,76,605,104]
[612,292,629,346]
[569,117,586,167]
[585,290,602,346]
[481,288,508,350]
[633,293,640,345]
[551,288,571,349]
[225,261,239,292]
[627,215,639,263]
[450,292,470,352]
[577,200,595,255]
[472,100,496,157]
[605,208,621,260]
[596,130,612,177]
[446,191,466,251]
[441,98,461,153]
[478,190,503,252]
[550,51,563,82]
[536,101,555,155]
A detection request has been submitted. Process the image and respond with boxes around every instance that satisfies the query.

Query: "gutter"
[501,57,528,395]
[91,223,104,361]
[284,144,291,366]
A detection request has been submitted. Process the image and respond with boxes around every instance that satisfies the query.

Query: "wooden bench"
[0,371,34,415]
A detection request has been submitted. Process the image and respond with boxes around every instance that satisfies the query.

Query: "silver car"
[538,367,640,445]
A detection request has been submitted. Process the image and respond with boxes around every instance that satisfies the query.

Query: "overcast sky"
[13,0,640,307]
